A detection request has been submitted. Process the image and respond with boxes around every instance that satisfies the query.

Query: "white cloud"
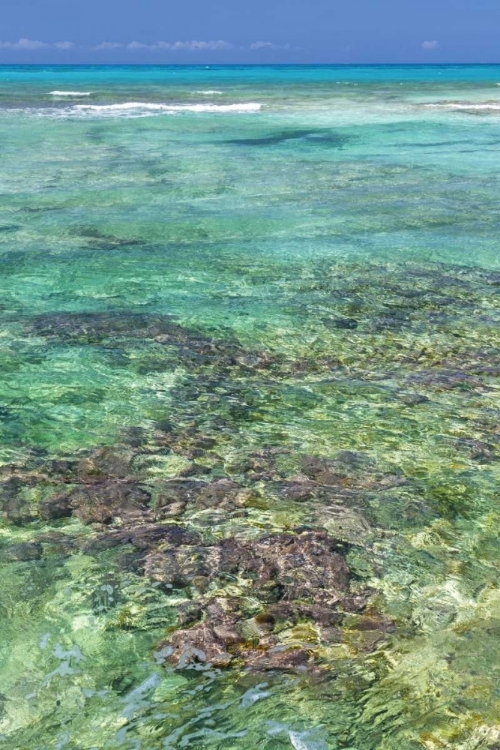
[250,41,290,50]
[159,40,233,51]
[94,41,123,50]
[0,37,295,54]
[124,39,293,52]
[0,38,48,49]
[189,40,232,50]
[0,38,75,50]
[120,40,233,52]
[422,40,439,50]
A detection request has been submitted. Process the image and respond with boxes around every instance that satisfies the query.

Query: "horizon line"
[1,61,500,67]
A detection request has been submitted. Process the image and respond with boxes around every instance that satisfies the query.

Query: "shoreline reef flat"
[1,64,500,749]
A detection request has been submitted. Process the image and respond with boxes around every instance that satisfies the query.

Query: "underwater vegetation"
[2,258,500,748]
[2,64,500,748]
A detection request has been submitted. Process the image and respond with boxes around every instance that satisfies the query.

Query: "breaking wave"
[73,101,262,114]
[34,101,265,118]
[49,91,92,97]
[4,101,264,119]
[425,101,500,112]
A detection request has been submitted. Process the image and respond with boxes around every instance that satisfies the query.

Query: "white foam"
[14,101,262,120]
[49,91,91,96]
[426,102,500,111]
[70,101,263,117]
[196,90,224,95]
[74,101,261,112]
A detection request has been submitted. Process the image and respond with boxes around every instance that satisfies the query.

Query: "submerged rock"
[83,523,200,556]
[1,542,43,562]
[75,448,135,481]
[25,311,189,344]
[0,474,40,524]
[69,481,151,525]
[323,317,359,330]
[158,531,380,672]
[38,494,73,521]
[210,531,351,604]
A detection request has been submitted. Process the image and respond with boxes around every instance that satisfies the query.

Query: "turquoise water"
[1,65,500,749]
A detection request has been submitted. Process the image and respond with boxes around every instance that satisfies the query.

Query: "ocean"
[1,64,500,749]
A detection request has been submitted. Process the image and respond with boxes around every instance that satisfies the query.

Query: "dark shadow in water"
[226,129,350,148]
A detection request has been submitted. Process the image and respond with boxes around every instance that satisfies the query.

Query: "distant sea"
[1,65,500,749]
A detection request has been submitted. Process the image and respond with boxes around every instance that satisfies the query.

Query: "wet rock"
[370,312,410,331]
[38,494,73,521]
[176,602,205,627]
[333,451,376,474]
[157,530,380,672]
[398,392,430,406]
[164,599,243,668]
[318,509,375,554]
[323,317,359,330]
[146,527,356,606]
[69,481,151,525]
[120,524,199,550]
[407,369,485,393]
[84,523,200,556]
[456,438,497,462]
[234,351,280,371]
[0,496,35,525]
[44,459,79,479]
[243,646,311,672]
[144,545,210,589]
[155,480,206,510]
[26,312,189,344]
[36,532,76,555]
[2,542,43,562]
[289,354,343,376]
[155,478,245,518]
[196,479,244,509]
[280,480,318,502]
[299,456,351,487]
[155,335,244,373]
[257,602,343,635]
[76,448,134,481]
[348,614,395,633]
[155,420,175,435]
[121,427,147,448]
[309,604,345,628]
[177,463,212,478]
[211,532,351,605]
[227,448,289,481]
[301,455,333,479]
[154,500,186,520]
[258,602,302,627]
[0,474,39,523]
[157,427,218,460]
[343,613,396,652]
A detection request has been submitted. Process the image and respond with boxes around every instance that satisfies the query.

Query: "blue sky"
[1,0,499,63]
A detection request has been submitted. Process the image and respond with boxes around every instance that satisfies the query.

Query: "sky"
[0,0,499,64]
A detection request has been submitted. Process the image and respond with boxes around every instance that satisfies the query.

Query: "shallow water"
[1,65,500,749]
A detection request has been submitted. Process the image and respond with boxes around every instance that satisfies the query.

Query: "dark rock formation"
[156,531,380,671]
[68,481,151,525]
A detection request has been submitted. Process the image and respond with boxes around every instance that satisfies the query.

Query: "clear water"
[1,65,500,749]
